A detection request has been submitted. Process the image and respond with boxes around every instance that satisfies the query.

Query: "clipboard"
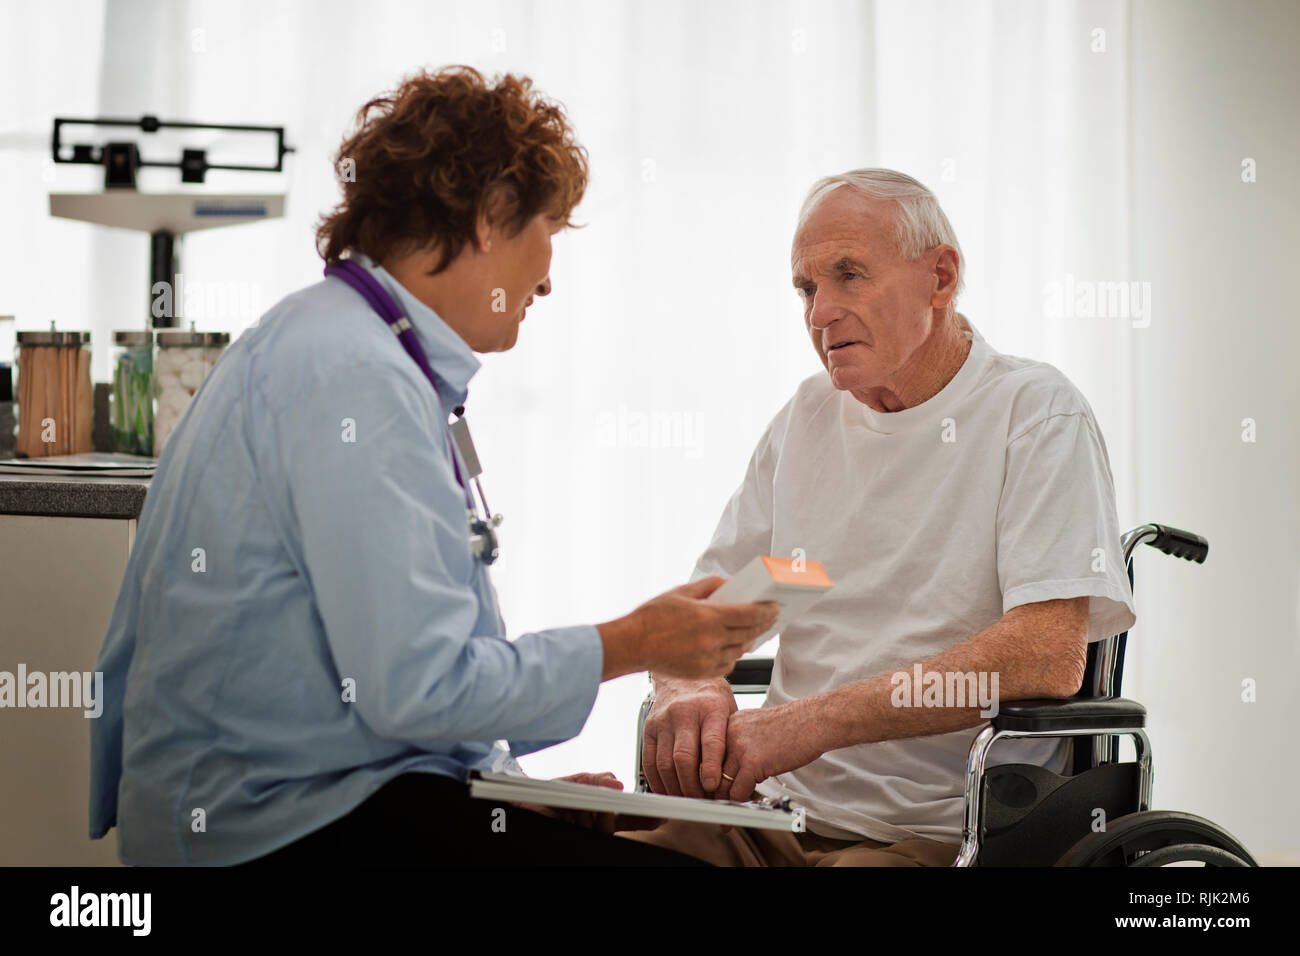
[467,771,805,832]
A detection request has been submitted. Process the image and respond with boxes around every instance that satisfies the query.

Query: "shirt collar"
[856,319,992,435]
[348,252,481,406]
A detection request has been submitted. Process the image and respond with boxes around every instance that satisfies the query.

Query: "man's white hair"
[798,168,965,299]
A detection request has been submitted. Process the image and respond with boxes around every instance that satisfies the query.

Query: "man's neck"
[852,312,973,413]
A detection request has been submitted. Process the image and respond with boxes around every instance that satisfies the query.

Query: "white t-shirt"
[694,320,1137,845]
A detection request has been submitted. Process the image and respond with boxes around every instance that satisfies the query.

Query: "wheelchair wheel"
[1055,811,1258,867]
[1130,844,1250,867]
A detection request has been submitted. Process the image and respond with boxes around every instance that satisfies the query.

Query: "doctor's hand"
[641,678,737,798]
[716,705,826,803]
[597,577,778,681]
[514,772,660,833]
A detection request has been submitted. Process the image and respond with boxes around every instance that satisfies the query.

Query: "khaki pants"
[617,817,960,867]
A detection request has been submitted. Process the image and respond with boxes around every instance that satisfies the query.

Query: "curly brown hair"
[315,66,588,272]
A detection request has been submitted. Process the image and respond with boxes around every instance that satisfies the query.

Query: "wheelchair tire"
[1054,810,1259,867]
[1129,843,1251,867]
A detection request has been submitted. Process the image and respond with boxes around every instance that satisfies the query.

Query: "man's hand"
[641,678,737,797]
[514,771,659,833]
[717,704,826,803]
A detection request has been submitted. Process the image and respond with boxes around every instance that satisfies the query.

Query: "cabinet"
[0,513,134,865]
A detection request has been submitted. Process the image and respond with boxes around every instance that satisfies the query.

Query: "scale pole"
[149,230,179,328]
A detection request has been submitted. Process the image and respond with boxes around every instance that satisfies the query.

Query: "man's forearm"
[791,669,987,755]
[795,600,1089,754]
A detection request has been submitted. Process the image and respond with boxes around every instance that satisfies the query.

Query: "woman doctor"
[89,67,775,867]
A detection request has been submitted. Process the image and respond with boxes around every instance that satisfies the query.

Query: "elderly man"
[619,168,1137,866]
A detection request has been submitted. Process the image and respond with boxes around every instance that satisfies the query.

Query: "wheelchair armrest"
[726,657,773,692]
[720,661,1145,732]
[992,697,1146,732]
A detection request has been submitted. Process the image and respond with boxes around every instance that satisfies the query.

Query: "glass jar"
[154,329,230,456]
[14,328,93,457]
[111,330,155,455]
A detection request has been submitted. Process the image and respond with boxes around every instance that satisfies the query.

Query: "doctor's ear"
[474,185,519,254]
[473,212,495,254]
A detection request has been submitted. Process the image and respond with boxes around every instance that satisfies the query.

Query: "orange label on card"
[760,556,833,588]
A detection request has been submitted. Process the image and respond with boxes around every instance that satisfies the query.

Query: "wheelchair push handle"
[1146,523,1209,564]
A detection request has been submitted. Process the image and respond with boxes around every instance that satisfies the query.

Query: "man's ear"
[930,245,960,308]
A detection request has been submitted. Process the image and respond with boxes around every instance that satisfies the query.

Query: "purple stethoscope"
[324,258,502,565]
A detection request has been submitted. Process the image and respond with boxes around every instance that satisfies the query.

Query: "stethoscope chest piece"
[469,511,503,565]
[450,407,503,565]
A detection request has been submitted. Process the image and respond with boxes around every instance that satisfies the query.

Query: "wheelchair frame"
[634,523,1259,867]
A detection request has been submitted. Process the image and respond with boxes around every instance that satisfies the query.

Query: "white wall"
[1124,0,1300,863]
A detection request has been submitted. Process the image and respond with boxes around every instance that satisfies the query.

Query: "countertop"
[0,472,150,519]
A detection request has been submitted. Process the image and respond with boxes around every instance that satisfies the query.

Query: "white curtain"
[872,0,1136,513]
[4,0,1293,859]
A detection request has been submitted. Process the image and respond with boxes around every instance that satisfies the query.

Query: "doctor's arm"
[276,363,773,748]
[715,596,1089,801]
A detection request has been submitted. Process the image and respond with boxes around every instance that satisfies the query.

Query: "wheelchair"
[634,523,1260,867]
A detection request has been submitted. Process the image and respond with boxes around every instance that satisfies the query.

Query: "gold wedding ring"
[721,773,735,782]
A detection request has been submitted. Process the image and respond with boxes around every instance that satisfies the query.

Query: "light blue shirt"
[89,255,604,865]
